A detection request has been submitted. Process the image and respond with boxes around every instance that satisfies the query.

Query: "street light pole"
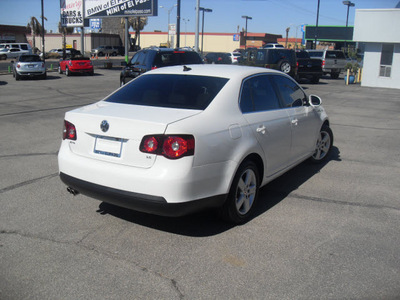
[314,0,320,49]
[199,7,212,54]
[160,4,177,47]
[343,1,355,50]
[242,15,252,50]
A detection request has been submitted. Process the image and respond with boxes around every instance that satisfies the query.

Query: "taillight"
[264,64,271,68]
[151,66,157,70]
[322,59,325,66]
[41,62,45,67]
[63,120,77,140]
[17,63,20,68]
[140,134,194,159]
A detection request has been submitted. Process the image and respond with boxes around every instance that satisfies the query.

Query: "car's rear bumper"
[60,172,226,217]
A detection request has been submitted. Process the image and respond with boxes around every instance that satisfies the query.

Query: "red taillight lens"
[63,120,77,140]
[140,135,194,159]
[41,62,45,68]
[142,136,159,153]
[322,59,325,66]
[151,66,158,70]
[17,63,21,68]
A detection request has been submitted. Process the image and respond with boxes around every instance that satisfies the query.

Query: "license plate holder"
[94,136,122,157]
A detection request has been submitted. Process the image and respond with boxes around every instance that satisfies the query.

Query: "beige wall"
[139,32,241,52]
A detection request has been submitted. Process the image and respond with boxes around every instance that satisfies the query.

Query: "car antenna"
[183,66,192,72]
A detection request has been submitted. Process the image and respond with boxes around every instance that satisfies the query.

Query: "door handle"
[256,125,266,134]
[291,119,298,126]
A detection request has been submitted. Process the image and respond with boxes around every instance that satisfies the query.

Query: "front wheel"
[309,125,333,163]
[221,161,260,224]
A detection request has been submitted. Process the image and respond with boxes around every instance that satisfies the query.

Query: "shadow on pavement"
[97,146,341,237]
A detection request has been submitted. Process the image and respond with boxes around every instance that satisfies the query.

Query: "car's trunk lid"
[65,102,200,168]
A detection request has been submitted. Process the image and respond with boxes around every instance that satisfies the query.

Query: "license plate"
[28,64,34,68]
[94,136,122,157]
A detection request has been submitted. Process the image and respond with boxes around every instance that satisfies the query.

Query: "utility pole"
[314,0,320,49]
[195,0,200,52]
[41,0,45,62]
[176,0,181,48]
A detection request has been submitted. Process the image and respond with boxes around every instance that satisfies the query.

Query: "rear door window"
[20,44,28,50]
[106,74,229,110]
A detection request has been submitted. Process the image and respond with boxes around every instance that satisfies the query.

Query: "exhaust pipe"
[67,187,79,196]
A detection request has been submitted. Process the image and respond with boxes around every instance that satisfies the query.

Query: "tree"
[27,16,46,53]
[58,22,74,58]
[121,17,148,50]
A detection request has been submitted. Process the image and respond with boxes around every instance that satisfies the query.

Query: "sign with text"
[85,0,158,18]
[60,0,84,27]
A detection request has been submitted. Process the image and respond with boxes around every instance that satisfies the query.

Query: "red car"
[58,56,94,76]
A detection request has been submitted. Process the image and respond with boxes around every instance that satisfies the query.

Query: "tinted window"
[240,75,281,113]
[106,74,229,110]
[20,44,28,50]
[272,75,306,108]
[19,55,41,62]
[134,51,146,65]
[154,52,203,67]
[295,51,309,59]
[326,51,345,59]
[308,51,323,58]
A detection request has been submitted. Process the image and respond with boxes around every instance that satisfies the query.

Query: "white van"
[0,43,32,54]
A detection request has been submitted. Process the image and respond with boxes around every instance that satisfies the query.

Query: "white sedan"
[58,65,333,224]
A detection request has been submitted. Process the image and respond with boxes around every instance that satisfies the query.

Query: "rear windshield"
[19,55,41,62]
[69,57,90,60]
[153,52,203,68]
[326,51,345,59]
[308,51,323,58]
[106,74,229,110]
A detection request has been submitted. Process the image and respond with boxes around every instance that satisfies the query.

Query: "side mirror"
[309,94,322,107]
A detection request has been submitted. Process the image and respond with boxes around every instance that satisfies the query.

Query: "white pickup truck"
[306,50,347,79]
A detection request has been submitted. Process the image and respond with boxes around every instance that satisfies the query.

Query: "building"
[0,25,29,43]
[353,9,400,89]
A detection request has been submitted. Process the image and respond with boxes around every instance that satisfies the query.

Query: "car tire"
[279,60,291,74]
[41,73,47,80]
[309,125,333,163]
[221,160,260,224]
[89,71,94,76]
[120,79,125,87]
[65,67,70,77]
[15,73,20,81]
[311,76,320,84]
[58,66,62,74]
[331,72,340,79]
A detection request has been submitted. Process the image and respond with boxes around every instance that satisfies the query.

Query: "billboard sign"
[85,0,158,18]
[90,18,102,30]
[60,0,84,27]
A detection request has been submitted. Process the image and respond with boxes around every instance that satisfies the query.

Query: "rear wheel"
[311,76,320,84]
[279,60,291,74]
[309,125,333,163]
[15,73,21,81]
[221,161,259,224]
[331,72,340,79]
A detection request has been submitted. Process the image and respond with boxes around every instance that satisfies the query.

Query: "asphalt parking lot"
[1,68,399,299]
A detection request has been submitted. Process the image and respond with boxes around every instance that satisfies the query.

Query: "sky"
[0,0,398,38]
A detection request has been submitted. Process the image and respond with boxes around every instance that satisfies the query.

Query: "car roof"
[143,64,284,79]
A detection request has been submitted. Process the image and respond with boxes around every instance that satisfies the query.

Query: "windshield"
[19,55,41,62]
[106,74,229,110]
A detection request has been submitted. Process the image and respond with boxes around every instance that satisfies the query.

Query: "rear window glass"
[20,44,28,50]
[295,51,309,59]
[308,51,323,58]
[106,74,229,110]
[19,55,41,62]
[153,52,203,67]
[326,51,345,59]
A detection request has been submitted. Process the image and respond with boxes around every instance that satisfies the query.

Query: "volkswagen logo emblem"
[100,120,109,132]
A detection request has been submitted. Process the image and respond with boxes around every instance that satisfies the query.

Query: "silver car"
[12,54,47,80]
